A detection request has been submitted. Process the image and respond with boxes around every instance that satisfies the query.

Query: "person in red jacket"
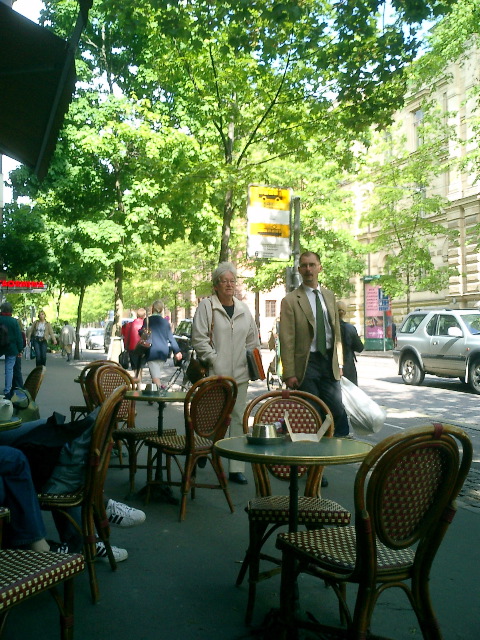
[121,308,146,377]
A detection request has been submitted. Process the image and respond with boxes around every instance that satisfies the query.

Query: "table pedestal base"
[250,609,393,639]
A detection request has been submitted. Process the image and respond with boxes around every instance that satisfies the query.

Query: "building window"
[265,300,276,317]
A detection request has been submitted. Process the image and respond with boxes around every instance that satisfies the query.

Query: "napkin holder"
[284,410,331,442]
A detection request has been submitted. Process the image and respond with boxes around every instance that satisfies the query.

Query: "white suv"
[393,308,480,394]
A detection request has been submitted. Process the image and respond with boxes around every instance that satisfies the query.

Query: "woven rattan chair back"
[243,390,334,497]
[94,364,135,428]
[23,365,46,400]
[79,360,121,412]
[185,375,238,446]
[276,422,473,639]
[355,422,472,576]
[38,384,126,604]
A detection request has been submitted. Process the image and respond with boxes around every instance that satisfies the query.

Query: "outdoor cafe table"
[125,389,187,503]
[0,417,22,432]
[125,389,187,435]
[214,435,373,532]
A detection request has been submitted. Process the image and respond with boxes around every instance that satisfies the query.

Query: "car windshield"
[462,314,480,335]
[89,329,104,335]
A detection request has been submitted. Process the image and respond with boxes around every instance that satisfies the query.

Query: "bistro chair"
[23,365,46,401]
[38,385,126,604]
[69,360,122,422]
[144,376,238,521]
[236,389,351,625]
[0,510,84,640]
[276,423,473,639]
[93,364,158,495]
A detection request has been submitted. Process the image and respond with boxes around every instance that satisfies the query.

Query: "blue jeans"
[12,354,23,390]
[3,354,16,396]
[0,446,46,547]
[299,352,350,437]
[32,338,48,366]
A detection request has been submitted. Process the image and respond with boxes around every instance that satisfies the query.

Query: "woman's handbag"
[186,356,209,385]
[340,376,386,435]
[119,350,130,369]
[133,316,152,358]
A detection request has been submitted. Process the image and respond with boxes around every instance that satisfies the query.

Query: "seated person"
[0,445,50,551]
[0,410,145,561]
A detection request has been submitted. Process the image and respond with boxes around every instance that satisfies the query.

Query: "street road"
[356,353,480,512]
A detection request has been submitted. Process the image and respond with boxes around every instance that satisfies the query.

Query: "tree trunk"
[114,260,124,337]
[220,188,234,263]
[74,285,86,360]
[219,115,235,263]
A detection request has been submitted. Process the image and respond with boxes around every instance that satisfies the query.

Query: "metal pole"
[287,196,301,292]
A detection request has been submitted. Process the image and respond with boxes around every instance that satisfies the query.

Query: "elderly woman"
[142,300,182,390]
[192,262,260,485]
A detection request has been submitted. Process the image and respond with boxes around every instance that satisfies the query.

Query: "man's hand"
[285,376,299,390]
[174,352,183,362]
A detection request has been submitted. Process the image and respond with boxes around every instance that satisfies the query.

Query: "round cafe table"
[215,435,373,532]
[0,417,22,432]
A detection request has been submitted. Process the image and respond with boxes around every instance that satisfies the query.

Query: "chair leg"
[145,445,155,504]
[279,547,300,640]
[244,521,269,625]
[125,438,137,496]
[59,579,75,640]
[179,456,194,521]
[211,454,234,514]
[82,510,99,604]
[412,575,442,640]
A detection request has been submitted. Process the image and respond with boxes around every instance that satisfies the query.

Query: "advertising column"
[363,276,393,351]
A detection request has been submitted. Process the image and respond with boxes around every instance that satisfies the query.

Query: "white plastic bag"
[340,377,386,436]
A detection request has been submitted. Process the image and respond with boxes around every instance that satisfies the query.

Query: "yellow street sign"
[249,222,290,238]
[248,186,291,211]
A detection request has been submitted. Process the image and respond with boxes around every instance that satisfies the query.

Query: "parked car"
[393,308,480,394]
[85,328,105,350]
[173,319,193,359]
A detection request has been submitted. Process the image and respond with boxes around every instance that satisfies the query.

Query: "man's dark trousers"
[298,351,350,436]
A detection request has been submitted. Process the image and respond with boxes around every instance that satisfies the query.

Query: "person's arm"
[47,322,57,344]
[245,312,260,350]
[191,300,217,365]
[166,323,182,360]
[279,296,296,384]
[351,326,364,353]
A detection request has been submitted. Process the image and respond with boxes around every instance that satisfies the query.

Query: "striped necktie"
[314,290,327,356]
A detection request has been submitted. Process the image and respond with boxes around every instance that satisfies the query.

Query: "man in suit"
[279,250,350,437]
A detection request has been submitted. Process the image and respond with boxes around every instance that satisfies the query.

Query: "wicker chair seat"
[113,425,159,439]
[278,522,415,574]
[38,490,84,507]
[145,433,213,454]
[0,550,84,611]
[248,496,351,526]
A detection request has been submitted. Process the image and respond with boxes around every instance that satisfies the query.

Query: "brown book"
[246,347,266,381]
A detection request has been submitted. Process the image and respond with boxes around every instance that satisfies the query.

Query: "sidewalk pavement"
[2,352,479,639]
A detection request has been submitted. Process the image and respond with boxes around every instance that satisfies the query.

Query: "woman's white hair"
[212,262,237,287]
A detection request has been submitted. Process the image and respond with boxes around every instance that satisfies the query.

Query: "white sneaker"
[95,541,128,563]
[106,499,146,528]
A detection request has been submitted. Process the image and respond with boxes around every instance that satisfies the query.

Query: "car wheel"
[468,360,480,394]
[400,355,425,386]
